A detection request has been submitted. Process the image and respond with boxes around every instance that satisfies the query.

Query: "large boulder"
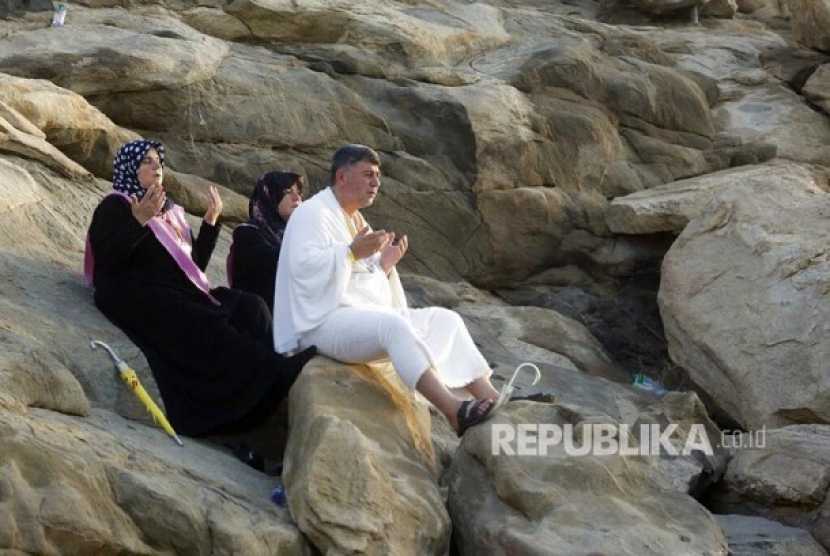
[788,0,830,52]
[642,23,830,166]
[0,152,309,554]
[0,17,228,95]
[282,357,450,555]
[0,153,156,422]
[224,0,510,70]
[164,169,248,225]
[0,72,137,178]
[0,113,90,178]
[0,406,308,555]
[708,425,830,551]
[659,166,830,429]
[456,304,628,383]
[448,391,729,554]
[349,22,726,284]
[605,161,803,235]
[702,0,740,17]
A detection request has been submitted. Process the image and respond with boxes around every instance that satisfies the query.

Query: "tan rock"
[0,114,89,178]
[0,153,308,553]
[702,0,740,17]
[710,425,830,550]
[605,161,821,235]
[283,357,450,555]
[0,21,228,96]
[457,304,628,383]
[803,63,830,114]
[0,406,308,555]
[643,24,830,166]
[225,0,509,68]
[788,0,830,51]
[0,99,44,139]
[164,169,248,224]
[0,73,137,178]
[713,82,830,165]
[659,172,830,428]
[401,274,505,309]
[0,156,43,214]
[181,6,252,41]
[627,0,709,15]
[449,392,728,554]
[0,154,161,424]
[735,0,768,13]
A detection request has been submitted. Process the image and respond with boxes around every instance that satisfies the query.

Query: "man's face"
[337,161,381,212]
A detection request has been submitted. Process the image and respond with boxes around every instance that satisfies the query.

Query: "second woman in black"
[227,171,304,314]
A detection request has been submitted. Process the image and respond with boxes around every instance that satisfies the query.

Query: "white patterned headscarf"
[112,139,165,201]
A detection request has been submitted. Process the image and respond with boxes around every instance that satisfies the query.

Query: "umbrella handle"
[91,340,125,367]
[497,362,542,405]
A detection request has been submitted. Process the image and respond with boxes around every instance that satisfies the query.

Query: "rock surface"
[449,391,729,555]
[658,169,830,429]
[789,0,830,52]
[716,514,828,556]
[605,160,825,234]
[707,425,830,550]
[283,357,449,555]
[1,0,829,553]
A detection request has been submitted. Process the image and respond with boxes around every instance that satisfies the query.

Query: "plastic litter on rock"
[632,373,669,396]
[270,481,287,507]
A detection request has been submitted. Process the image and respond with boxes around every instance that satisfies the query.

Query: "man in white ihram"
[273,144,500,435]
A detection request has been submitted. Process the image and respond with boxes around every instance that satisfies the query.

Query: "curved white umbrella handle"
[497,362,542,406]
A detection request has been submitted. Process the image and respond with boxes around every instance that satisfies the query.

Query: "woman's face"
[278,178,304,221]
[136,148,163,190]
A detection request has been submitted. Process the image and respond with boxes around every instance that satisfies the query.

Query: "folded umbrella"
[91,340,183,446]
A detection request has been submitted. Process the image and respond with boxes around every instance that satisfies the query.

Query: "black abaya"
[228,224,281,314]
[89,195,307,436]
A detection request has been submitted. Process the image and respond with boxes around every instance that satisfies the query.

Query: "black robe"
[228,224,281,314]
[89,195,300,436]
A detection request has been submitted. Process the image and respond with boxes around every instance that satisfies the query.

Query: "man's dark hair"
[329,144,380,185]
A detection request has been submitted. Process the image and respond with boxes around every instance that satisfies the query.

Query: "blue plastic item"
[271,482,287,507]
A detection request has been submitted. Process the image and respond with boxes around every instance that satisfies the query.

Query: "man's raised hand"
[350,227,391,260]
[380,233,408,274]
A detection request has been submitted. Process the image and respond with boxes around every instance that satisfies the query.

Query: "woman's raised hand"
[131,183,166,226]
[204,186,223,226]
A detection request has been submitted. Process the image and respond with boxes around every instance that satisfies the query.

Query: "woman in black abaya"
[227,171,304,313]
[86,139,315,437]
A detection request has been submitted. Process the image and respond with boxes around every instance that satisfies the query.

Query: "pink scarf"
[84,192,219,305]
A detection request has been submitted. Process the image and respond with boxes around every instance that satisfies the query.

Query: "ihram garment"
[273,186,490,389]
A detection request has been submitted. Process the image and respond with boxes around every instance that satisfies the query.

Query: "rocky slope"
[1,0,829,554]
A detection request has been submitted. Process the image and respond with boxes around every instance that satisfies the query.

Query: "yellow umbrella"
[91,340,183,446]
